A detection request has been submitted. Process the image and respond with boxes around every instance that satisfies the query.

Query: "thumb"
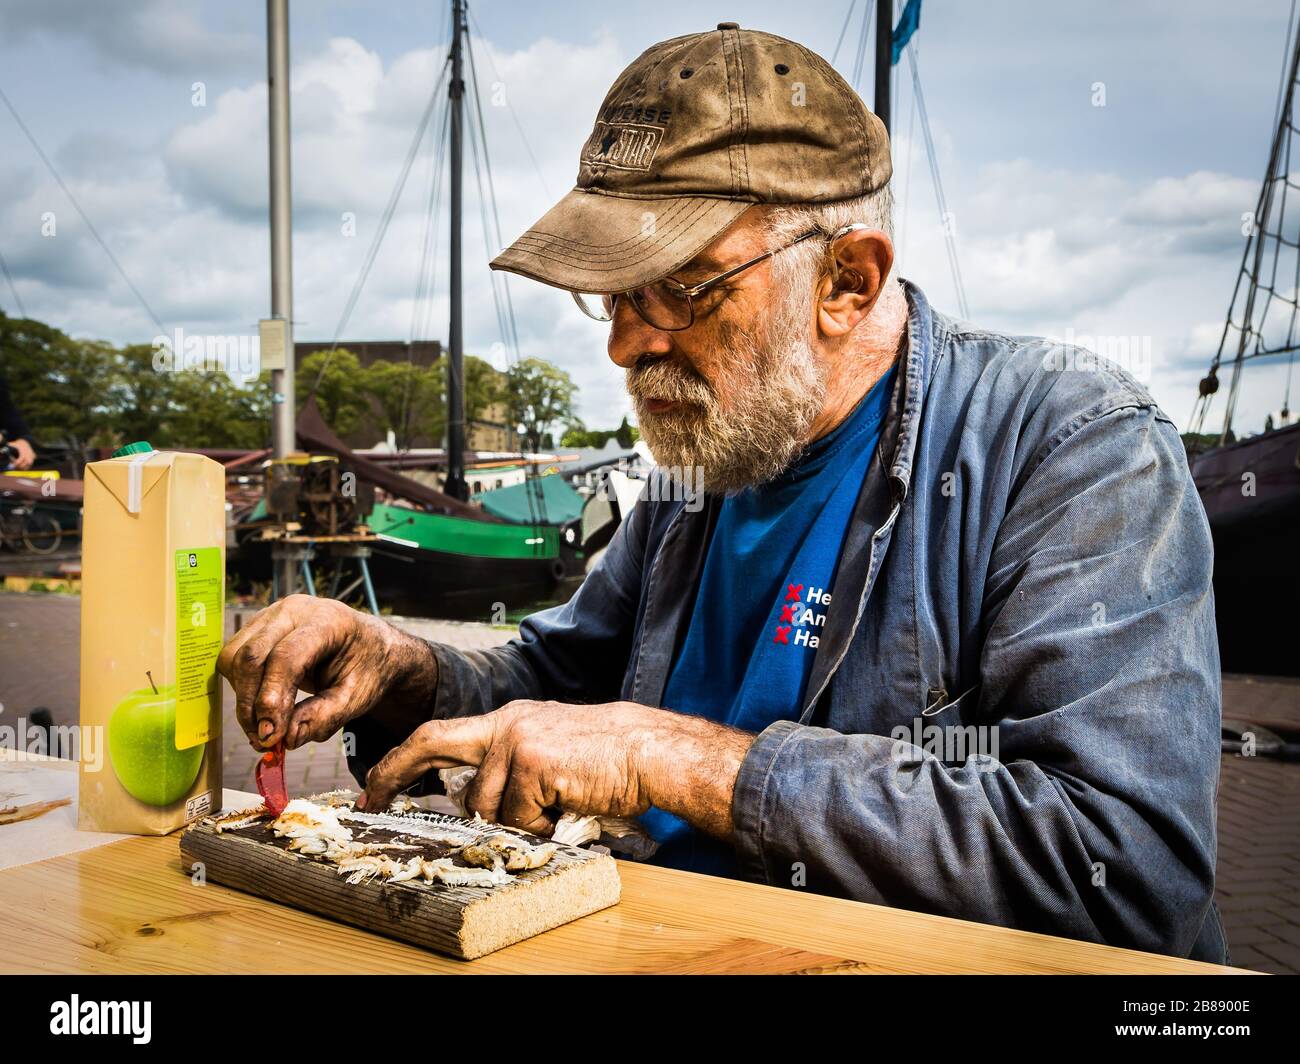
[359,715,497,812]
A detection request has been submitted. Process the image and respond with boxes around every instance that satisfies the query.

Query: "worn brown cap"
[490,23,892,294]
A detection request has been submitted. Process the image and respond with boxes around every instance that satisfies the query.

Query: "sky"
[0,0,1295,436]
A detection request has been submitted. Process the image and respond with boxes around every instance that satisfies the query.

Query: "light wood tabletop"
[0,752,1251,974]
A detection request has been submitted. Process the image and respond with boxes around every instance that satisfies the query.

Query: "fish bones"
[264,799,557,889]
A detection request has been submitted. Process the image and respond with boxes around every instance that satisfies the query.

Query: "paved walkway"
[1214,674,1300,974]
[2,591,1297,971]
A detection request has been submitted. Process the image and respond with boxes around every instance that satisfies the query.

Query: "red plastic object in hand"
[256,741,289,817]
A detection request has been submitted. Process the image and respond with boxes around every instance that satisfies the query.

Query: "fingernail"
[258,719,273,740]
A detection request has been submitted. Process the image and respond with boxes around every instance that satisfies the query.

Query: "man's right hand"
[217,594,438,752]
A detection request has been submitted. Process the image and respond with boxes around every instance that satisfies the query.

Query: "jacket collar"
[882,278,942,505]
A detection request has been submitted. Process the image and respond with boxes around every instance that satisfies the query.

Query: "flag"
[891,0,922,65]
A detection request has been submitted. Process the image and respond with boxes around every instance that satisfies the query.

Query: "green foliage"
[0,310,270,451]
[364,359,445,451]
[1181,431,1231,458]
[167,370,270,448]
[1,309,578,456]
[0,312,118,450]
[464,354,504,422]
[561,415,639,450]
[504,357,578,453]
[296,350,370,438]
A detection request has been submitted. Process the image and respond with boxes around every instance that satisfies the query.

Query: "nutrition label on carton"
[174,547,223,749]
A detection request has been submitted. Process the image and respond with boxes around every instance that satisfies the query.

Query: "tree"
[0,312,118,451]
[165,370,270,449]
[110,344,176,446]
[0,309,271,453]
[560,416,638,449]
[364,360,444,451]
[560,420,591,447]
[504,357,577,453]
[614,415,639,448]
[297,349,370,438]
[464,355,505,423]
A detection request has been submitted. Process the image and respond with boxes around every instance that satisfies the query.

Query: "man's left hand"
[358,699,755,840]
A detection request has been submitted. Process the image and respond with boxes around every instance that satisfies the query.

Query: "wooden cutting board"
[179,797,621,960]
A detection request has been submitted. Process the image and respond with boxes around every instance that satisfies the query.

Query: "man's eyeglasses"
[571,227,823,332]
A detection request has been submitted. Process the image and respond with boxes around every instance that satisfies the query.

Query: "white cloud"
[0,22,1286,439]
[0,0,260,76]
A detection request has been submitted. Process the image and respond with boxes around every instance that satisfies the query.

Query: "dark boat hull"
[1192,423,1300,676]
[231,535,569,619]
[364,540,565,619]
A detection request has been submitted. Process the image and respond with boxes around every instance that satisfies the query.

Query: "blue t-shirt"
[643,365,897,876]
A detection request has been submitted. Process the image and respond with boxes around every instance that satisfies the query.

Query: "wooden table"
[0,754,1250,974]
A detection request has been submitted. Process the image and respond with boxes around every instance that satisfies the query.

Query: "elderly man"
[220,25,1225,962]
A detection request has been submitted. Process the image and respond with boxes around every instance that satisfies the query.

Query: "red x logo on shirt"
[780,604,797,623]
[785,583,804,602]
[773,626,791,644]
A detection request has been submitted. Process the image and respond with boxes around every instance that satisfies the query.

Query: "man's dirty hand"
[359,699,755,841]
[217,594,437,752]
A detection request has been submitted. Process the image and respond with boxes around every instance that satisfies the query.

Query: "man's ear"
[816,229,895,339]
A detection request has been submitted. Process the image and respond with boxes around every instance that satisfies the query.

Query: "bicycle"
[0,433,64,555]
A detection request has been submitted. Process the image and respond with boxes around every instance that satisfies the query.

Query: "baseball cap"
[489,23,892,295]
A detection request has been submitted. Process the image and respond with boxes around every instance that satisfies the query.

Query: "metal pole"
[444,0,468,501]
[267,0,297,594]
[875,0,893,134]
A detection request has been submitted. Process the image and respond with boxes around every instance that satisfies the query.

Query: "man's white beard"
[628,293,826,495]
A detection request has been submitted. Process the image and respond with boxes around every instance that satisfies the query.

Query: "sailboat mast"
[445,0,468,501]
[875,0,893,133]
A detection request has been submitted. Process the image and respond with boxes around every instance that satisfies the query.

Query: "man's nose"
[606,296,673,369]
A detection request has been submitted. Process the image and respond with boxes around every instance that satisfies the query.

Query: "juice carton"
[78,443,225,834]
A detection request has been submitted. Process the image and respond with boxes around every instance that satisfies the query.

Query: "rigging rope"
[466,6,553,202]
[313,55,452,392]
[464,24,543,547]
[830,0,860,66]
[1193,8,1300,438]
[0,84,165,335]
[835,2,968,316]
[906,43,970,319]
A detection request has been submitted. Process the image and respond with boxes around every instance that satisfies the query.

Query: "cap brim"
[490,190,752,294]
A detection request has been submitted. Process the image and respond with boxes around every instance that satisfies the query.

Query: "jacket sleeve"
[426,494,650,719]
[347,491,653,790]
[730,404,1223,958]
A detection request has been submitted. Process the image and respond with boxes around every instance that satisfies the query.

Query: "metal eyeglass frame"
[571,225,855,332]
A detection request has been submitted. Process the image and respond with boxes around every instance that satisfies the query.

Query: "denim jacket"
[364,281,1225,963]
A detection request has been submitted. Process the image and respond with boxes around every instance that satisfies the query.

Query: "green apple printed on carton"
[107,673,204,807]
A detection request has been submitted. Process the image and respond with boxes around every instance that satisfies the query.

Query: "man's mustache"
[625,359,715,407]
